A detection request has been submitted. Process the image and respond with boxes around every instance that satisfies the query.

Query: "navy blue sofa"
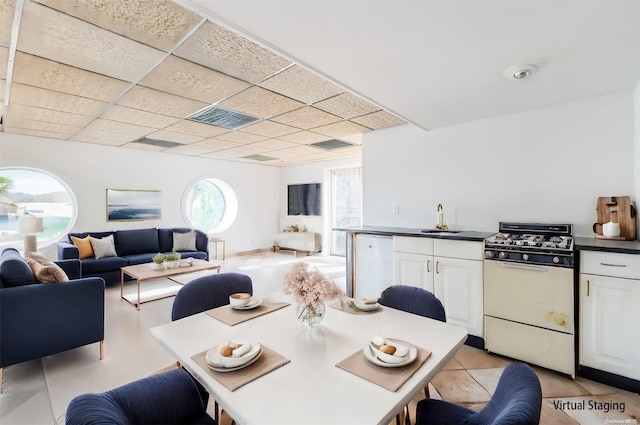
[57,228,209,285]
[0,248,105,391]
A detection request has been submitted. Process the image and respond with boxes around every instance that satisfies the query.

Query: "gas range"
[484,222,574,268]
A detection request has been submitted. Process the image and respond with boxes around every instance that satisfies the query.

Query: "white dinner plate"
[206,342,262,369]
[363,343,417,368]
[207,348,263,373]
[231,297,262,310]
[353,300,381,311]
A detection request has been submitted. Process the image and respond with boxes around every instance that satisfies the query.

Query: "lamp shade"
[18,216,44,234]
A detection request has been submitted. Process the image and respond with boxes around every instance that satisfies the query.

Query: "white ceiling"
[182,0,640,130]
[2,1,639,167]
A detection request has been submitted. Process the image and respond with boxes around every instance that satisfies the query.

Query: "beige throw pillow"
[71,235,95,259]
[90,234,118,259]
[25,255,69,283]
[173,230,197,251]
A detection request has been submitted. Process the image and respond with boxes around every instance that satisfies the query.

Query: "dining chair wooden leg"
[424,384,430,398]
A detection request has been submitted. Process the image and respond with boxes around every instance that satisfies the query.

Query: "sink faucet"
[436,204,448,230]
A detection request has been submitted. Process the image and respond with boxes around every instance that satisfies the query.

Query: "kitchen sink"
[421,229,460,235]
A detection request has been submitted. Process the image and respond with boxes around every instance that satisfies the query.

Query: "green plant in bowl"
[152,253,165,264]
[164,252,180,262]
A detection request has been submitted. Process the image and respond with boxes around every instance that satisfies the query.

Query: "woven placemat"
[205,299,290,326]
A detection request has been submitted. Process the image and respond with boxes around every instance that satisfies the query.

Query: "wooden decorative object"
[594,196,636,240]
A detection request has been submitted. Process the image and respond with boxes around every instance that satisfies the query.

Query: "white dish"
[231,297,262,310]
[364,343,417,368]
[208,347,262,372]
[353,300,381,311]
[206,342,261,369]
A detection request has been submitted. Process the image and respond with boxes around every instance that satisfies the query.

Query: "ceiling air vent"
[309,139,354,150]
[242,154,278,162]
[187,105,262,130]
[135,138,183,148]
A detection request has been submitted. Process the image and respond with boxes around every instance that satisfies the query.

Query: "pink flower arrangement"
[282,262,344,308]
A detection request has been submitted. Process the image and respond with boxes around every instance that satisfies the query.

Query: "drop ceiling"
[0,0,406,166]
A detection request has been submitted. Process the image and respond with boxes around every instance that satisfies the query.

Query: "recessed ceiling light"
[503,64,537,80]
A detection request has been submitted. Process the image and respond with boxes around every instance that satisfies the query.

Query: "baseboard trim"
[235,248,268,256]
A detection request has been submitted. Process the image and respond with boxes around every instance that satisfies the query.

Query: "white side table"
[209,238,226,260]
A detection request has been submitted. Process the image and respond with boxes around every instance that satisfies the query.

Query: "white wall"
[0,133,281,258]
[280,158,361,253]
[363,92,636,237]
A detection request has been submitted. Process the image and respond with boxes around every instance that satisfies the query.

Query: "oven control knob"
[498,252,507,260]
[553,256,561,264]
[485,250,494,259]
[522,254,529,261]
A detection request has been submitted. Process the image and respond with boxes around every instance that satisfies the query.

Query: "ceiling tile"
[259,65,344,104]
[13,52,131,101]
[214,131,266,144]
[139,54,250,104]
[311,120,372,138]
[0,78,5,104]
[145,129,204,144]
[270,106,342,130]
[164,144,214,156]
[116,86,208,118]
[240,120,299,138]
[85,118,155,139]
[219,86,304,119]
[4,127,70,140]
[278,130,332,144]
[100,105,180,129]
[250,138,298,150]
[70,130,133,145]
[351,110,407,129]
[34,0,203,52]
[0,47,7,79]
[0,0,14,46]
[8,103,95,127]
[278,144,322,156]
[9,83,109,115]
[313,92,380,119]
[174,21,292,84]
[163,119,228,138]
[4,115,81,134]
[191,139,241,151]
[201,149,248,160]
[18,1,165,82]
[122,141,165,152]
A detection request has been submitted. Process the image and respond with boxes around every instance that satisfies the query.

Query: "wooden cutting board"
[594,196,636,240]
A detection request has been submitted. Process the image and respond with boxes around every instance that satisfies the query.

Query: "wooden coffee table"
[120,259,221,310]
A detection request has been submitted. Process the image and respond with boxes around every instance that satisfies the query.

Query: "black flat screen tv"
[288,183,321,216]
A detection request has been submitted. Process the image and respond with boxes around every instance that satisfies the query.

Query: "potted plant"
[164,252,181,269]
[150,253,165,270]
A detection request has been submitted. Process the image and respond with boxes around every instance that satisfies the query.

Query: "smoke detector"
[503,64,537,80]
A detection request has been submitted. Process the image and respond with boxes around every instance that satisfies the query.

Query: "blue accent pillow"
[0,248,36,287]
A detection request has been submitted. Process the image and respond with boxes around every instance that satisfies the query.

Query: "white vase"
[164,260,179,269]
[296,302,326,327]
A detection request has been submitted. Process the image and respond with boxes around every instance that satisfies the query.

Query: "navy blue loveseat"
[57,228,209,285]
[0,248,105,391]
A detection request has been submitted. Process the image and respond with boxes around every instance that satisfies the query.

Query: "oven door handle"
[501,262,549,272]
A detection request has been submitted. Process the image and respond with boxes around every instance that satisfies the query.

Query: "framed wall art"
[106,189,161,221]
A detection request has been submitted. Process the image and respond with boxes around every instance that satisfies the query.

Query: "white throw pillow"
[91,234,118,259]
[173,230,197,252]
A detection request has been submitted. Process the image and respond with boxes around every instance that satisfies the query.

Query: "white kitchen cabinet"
[580,251,640,380]
[392,236,484,338]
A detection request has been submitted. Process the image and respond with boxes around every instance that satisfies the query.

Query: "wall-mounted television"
[288,183,322,216]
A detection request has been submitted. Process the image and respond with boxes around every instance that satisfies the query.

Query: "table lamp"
[17,215,44,254]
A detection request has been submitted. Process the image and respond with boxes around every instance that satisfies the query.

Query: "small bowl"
[229,292,252,307]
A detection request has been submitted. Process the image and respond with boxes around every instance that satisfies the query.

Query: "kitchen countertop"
[575,236,640,255]
[332,225,494,242]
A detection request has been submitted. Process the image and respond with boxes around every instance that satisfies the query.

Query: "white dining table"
[150,293,468,425]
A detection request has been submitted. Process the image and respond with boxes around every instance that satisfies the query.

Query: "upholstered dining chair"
[65,368,216,425]
[378,285,447,424]
[171,272,253,321]
[416,362,543,425]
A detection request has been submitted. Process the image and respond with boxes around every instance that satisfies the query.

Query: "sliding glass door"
[330,167,362,256]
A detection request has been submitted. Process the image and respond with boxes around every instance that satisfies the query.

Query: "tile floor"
[1,251,639,425]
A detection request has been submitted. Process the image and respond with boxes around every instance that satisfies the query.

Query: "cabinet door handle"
[436,261,439,274]
[427,259,431,273]
[587,280,590,297]
[600,262,627,267]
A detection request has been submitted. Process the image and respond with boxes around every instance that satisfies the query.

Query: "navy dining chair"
[415,362,542,425]
[171,272,253,321]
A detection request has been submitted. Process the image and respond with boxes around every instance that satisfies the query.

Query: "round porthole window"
[183,177,237,234]
[0,167,77,250]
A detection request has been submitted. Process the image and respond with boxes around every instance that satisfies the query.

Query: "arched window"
[183,177,237,234]
[0,167,77,250]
